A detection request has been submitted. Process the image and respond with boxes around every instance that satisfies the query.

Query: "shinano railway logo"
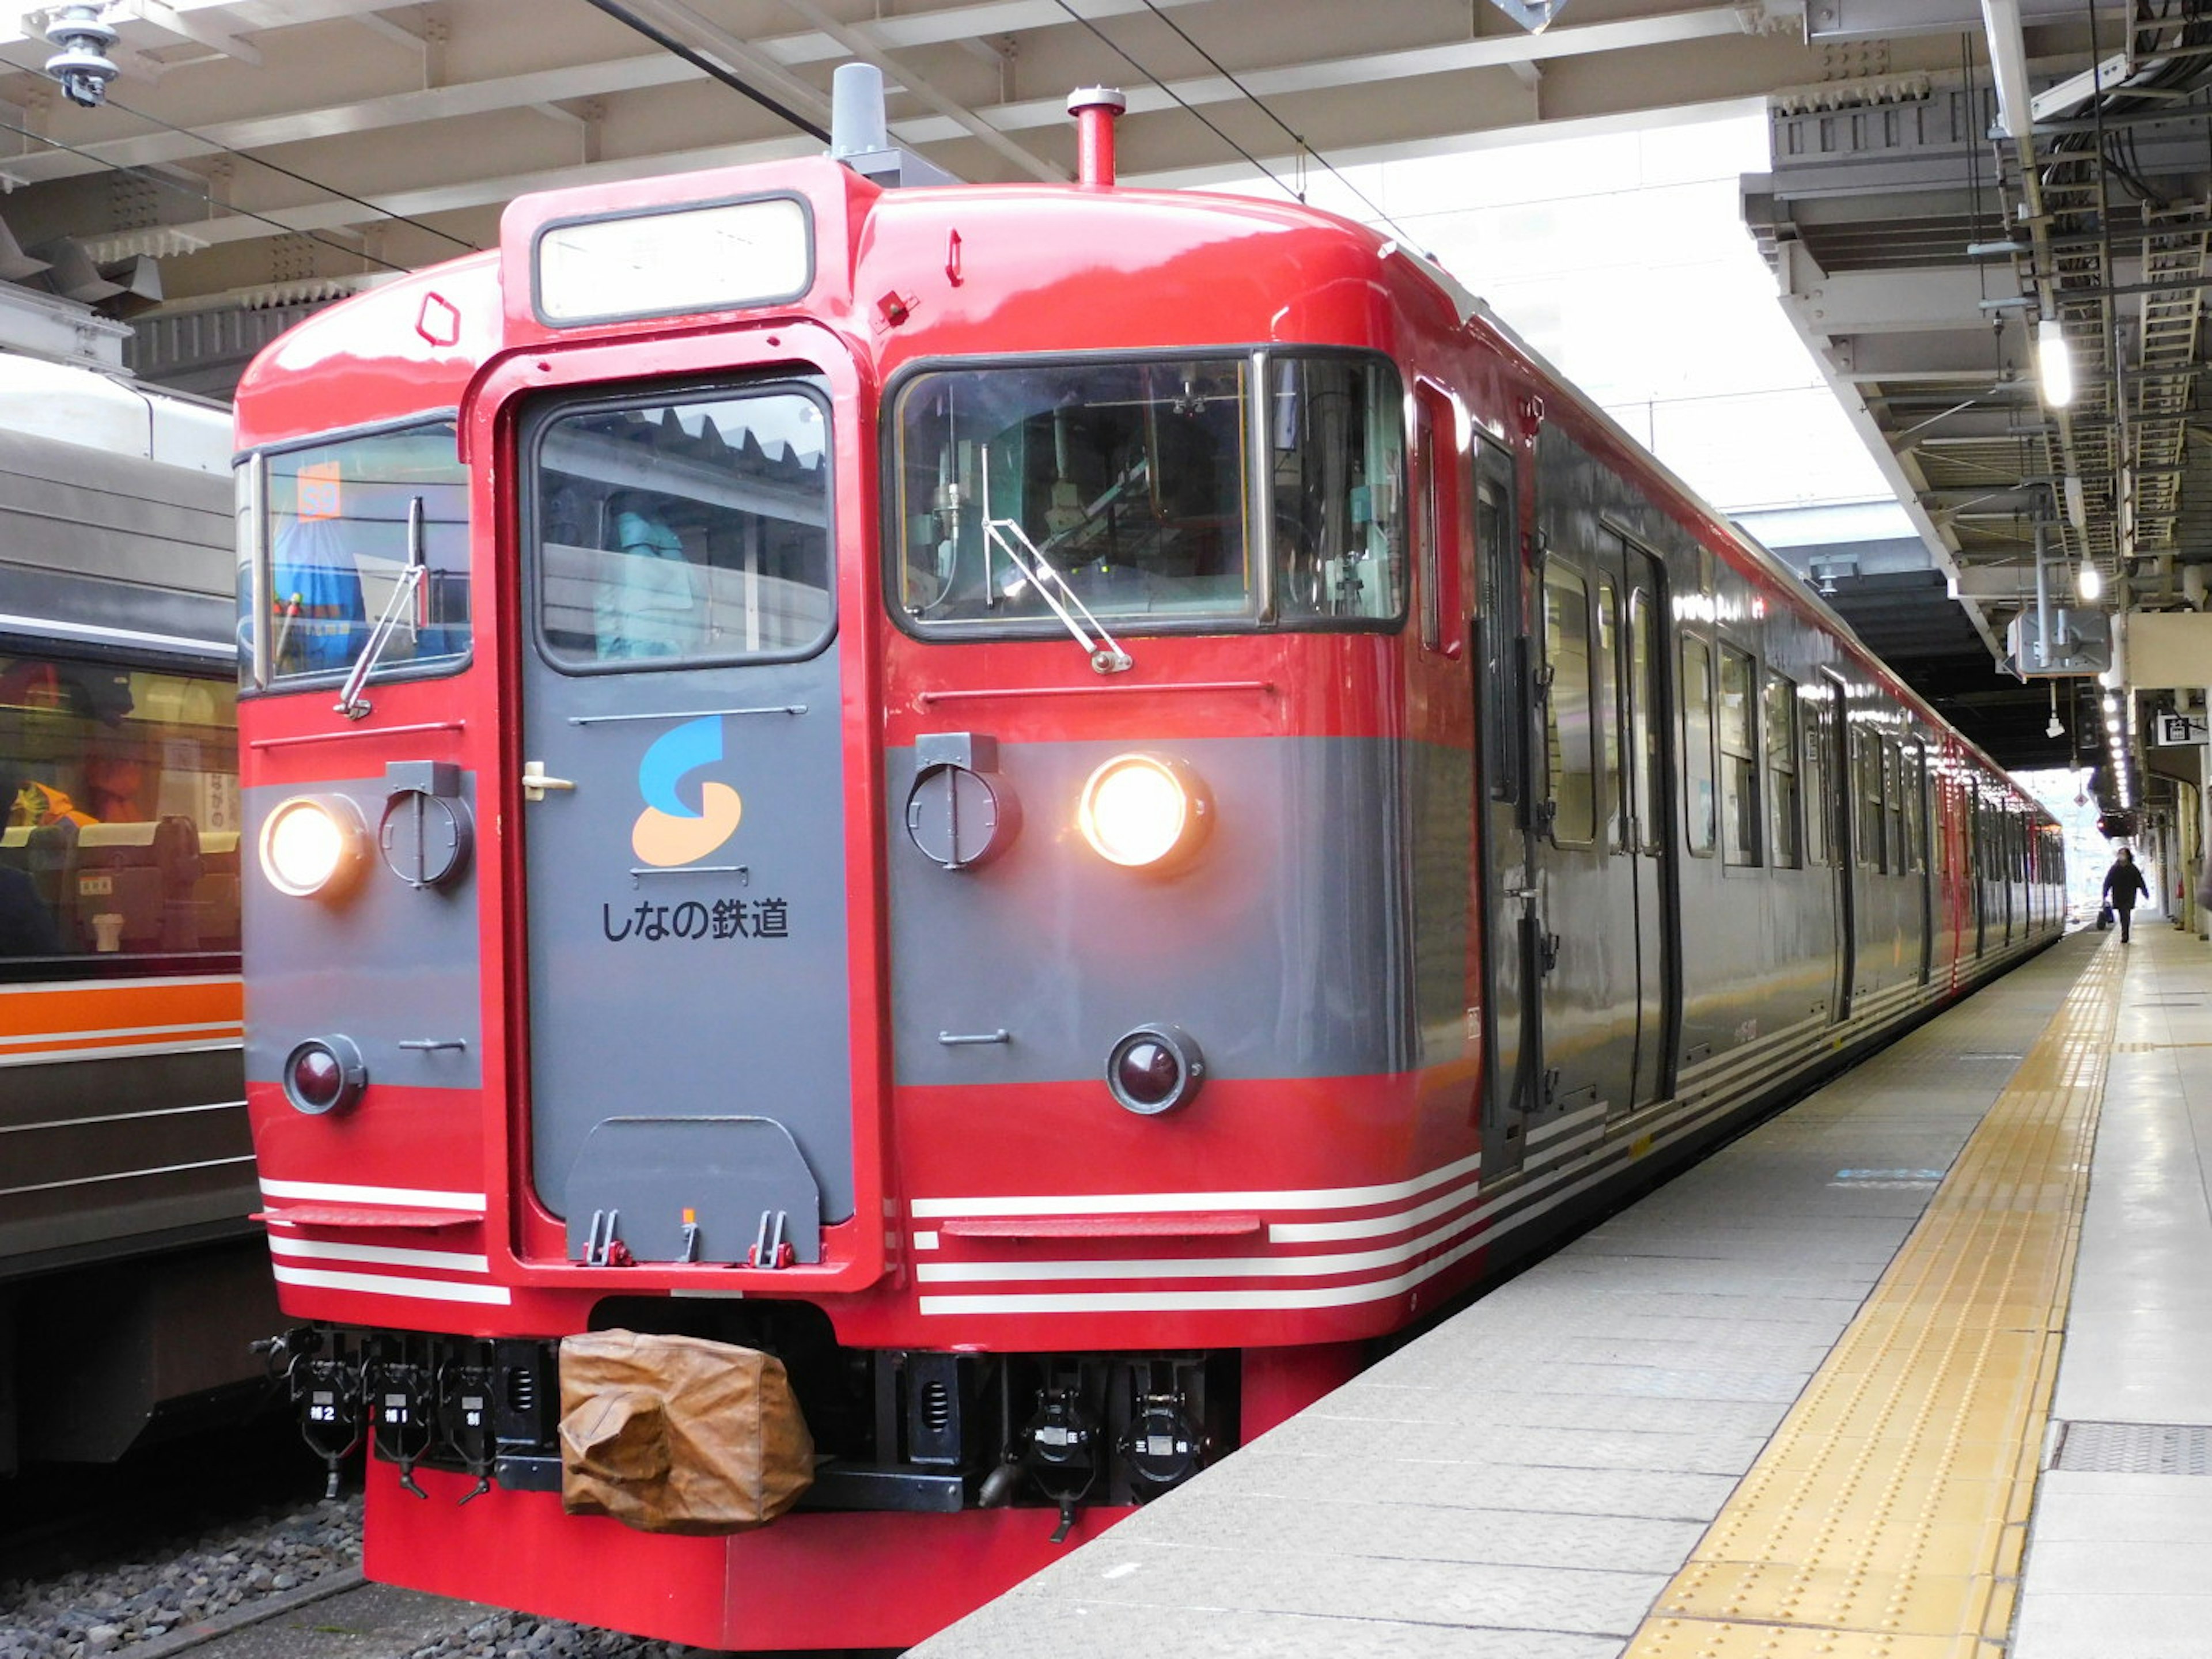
[632,716,743,868]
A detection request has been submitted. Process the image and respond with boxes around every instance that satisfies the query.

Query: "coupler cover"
[557,1330,815,1533]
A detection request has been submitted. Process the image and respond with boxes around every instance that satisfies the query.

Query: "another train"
[234,82,2063,1650]
[0,287,259,1472]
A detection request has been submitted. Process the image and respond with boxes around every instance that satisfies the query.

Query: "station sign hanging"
[2152,711,2208,747]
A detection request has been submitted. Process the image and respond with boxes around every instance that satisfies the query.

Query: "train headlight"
[1106,1024,1205,1115]
[260,794,368,898]
[283,1035,367,1115]
[1077,755,1210,870]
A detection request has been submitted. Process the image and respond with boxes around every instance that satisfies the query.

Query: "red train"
[235,82,2063,1650]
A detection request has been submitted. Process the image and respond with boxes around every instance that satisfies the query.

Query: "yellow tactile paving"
[1620,943,2122,1659]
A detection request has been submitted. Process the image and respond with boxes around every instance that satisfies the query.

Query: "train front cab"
[237,162,1472,1649]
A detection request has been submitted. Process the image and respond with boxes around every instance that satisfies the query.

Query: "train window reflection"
[1680,636,1717,857]
[535,389,832,668]
[1596,575,1623,850]
[252,421,471,688]
[0,657,239,971]
[1629,590,1659,853]
[894,358,1252,631]
[1764,672,1801,869]
[1718,645,1758,867]
[1542,562,1594,847]
[1270,356,1404,624]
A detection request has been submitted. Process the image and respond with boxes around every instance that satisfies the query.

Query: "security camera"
[44,4,120,109]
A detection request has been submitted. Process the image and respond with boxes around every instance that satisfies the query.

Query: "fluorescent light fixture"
[2039,320,2074,407]
[2078,561,2103,600]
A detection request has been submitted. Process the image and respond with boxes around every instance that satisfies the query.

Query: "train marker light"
[284,1035,367,1115]
[260,794,369,898]
[1077,754,1210,869]
[1106,1025,1206,1115]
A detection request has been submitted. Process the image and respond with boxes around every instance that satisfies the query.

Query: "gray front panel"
[887,736,1409,1087]
[243,775,483,1088]
[518,657,853,1234]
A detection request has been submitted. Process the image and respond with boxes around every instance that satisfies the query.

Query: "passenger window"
[1906,743,1927,873]
[1629,590,1659,852]
[1854,730,1883,869]
[1596,575,1623,849]
[535,388,832,668]
[1763,672,1800,869]
[1680,635,1717,857]
[1802,688,1831,867]
[1541,562,1594,846]
[1718,645,1758,866]
[0,657,239,971]
[1475,448,1519,804]
[1883,742,1907,874]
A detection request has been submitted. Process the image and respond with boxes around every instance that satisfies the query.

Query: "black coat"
[2103,859,2150,909]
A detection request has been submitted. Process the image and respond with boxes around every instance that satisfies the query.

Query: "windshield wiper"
[979,448,1132,674]
[983,513,1132,674]
[336,495,426,720]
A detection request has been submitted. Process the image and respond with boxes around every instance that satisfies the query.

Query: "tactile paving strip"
[1620,944,2123,1659]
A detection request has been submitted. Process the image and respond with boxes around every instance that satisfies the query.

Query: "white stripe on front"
[266,1234,491,1274]
[909,1148,1483,1221]
[272,1264,512,1305]
[259,1177,486,1211]
[915,1136,1654,1315]
[1268,1170,1483,1244]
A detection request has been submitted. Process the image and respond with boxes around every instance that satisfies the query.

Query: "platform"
[907,921,2211,1658]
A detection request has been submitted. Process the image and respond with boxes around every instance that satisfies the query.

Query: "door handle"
[522,760,575,802]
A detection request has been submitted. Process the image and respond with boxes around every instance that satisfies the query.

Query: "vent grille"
[2052,1421,2212,1476]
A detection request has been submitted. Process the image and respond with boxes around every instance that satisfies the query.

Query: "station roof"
[1,1,2191,784]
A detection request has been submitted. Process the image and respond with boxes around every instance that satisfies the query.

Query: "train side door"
[513,379,853,1268]
[1611,539,1671,1115]
[1823,673,1854,1022]
[1472,438,1532,1181]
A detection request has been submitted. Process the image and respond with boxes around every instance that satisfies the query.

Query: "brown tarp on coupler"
[558,1329,814,1534]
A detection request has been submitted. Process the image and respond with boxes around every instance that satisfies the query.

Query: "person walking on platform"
[2102,846,2151,942]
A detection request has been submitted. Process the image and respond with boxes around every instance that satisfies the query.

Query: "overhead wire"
[1130,0,1423,248]
[0,105,418,274]
[1046,0,1293,196]
[0,47,479,268]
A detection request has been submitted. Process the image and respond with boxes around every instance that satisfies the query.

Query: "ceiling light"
[2039,320,2074,407]
[2078,562,2103,601]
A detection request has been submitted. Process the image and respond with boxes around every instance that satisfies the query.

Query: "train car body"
[0,304,259,1471]
[234,115,2062,1650]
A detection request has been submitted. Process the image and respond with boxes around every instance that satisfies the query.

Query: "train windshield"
[243,421,471,690]
[891,353,1404,634]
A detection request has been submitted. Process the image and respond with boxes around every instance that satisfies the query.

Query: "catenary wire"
[1132,0,1419,245]
[0,107,416,275]
[1047,0,1295,196]
[0,51,479,257]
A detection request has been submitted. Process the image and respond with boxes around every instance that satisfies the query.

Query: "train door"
[1823,672,1855,1022]
[1911,740,1933,983]
[1472,438,1532,1181]
[1604,536,1671,1118]
[1982,805,1999,960]
[513,379,853,1267]
[1532,546,1607,1124]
